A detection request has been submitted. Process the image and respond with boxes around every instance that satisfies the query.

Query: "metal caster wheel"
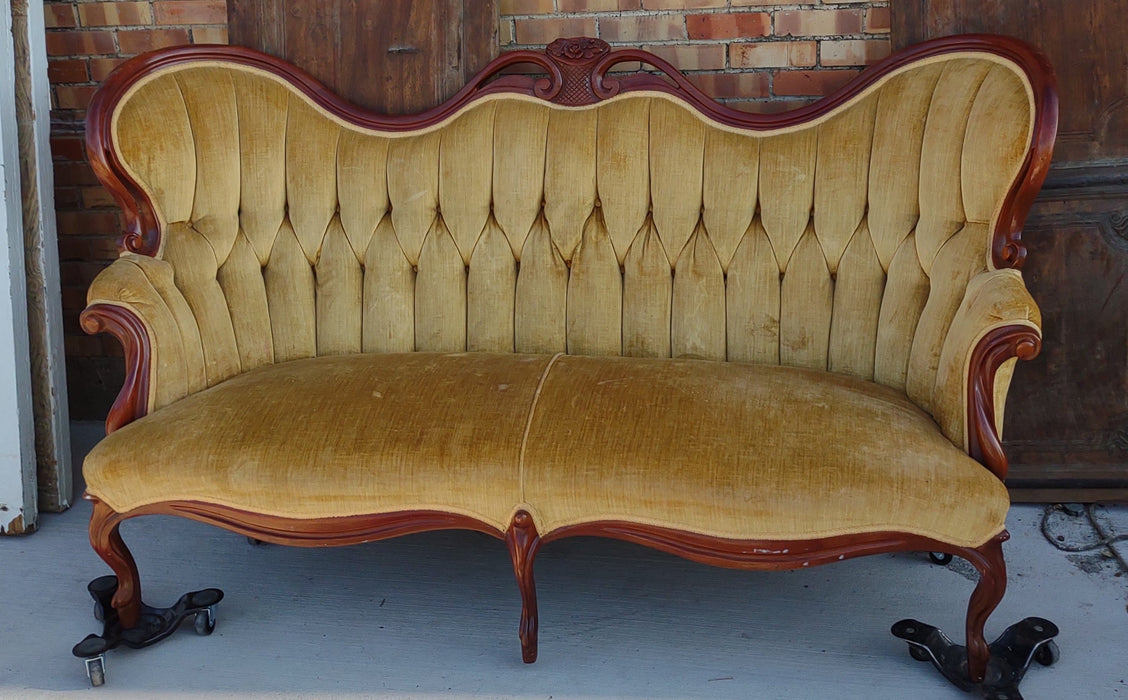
[194,606,216,636]
[908,644,931,662]
[929,552,953,566]
[246,536,265,546]
[84,655,106,687]
[93,601,104,622]
[1034,639,1059,666]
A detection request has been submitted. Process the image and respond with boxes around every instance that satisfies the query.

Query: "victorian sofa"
[74,34,1058,695]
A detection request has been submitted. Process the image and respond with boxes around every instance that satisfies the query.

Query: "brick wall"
[43,0,889,418]
[45,1,227,417]
[500,1,891,113]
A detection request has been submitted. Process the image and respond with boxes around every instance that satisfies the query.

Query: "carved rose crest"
[547,37,610,63]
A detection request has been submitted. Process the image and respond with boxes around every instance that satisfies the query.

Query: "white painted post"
[0,0,39,534]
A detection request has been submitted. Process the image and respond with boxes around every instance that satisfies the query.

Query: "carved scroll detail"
[966,325,1042,479]
[80,304,151,432]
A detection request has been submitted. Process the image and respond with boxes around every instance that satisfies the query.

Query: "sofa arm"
[81,254,201,432]
[933,269,1042,480]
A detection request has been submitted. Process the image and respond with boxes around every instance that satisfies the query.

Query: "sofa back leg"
[964,532,1009,683]
[505,510,541,664]
[89,498,142,628]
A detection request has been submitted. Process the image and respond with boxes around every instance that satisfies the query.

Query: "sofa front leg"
[89,498,143,627]
[73,499,224,687]
[892,532,1059,698]
[965,533,1007,682]
[506,510,542,664]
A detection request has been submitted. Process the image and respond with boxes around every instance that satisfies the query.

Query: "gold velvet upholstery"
[84,352,1009,547]
[85,353,546,530]
[84,49,1043,548]
[522,355,1009,546]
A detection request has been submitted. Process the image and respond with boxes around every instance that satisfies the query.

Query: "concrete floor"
[0,423,1125,699]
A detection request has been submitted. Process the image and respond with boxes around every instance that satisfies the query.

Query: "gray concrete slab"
[0,424,1124,699]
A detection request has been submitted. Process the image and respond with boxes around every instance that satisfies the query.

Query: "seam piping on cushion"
[518,352,565,503]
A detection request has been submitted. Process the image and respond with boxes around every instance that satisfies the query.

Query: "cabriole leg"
[73,499,224,686]
[891,532,1059,699]
[505,510,541,664]
[965,534,1007,682]
[89,499,142,627]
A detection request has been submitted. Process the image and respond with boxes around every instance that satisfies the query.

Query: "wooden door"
[895,2,1128,500]
[228,0,499,114]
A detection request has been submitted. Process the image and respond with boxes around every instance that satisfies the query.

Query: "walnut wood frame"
[81,35,1056,685]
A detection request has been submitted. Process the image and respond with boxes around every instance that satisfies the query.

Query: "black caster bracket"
[72,575,224,687]
[892,617,1059,700]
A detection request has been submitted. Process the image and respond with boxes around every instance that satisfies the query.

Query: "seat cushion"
[84,353,553,530]
[86,352,1009,548]
[522,355,1009,548]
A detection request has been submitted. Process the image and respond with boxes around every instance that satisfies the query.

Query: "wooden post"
[0,0,38,534]
[12,0,72,512]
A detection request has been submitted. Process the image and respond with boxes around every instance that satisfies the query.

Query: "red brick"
[776,10,864,37]
[821,39,890,67]
[865,7,891,34]
[514,17,596,45]
[56,210,121,236]
[191,26,228,44]
[53,188,83,208]
[50,135,86,161]
[558,0,639,11]
[48,58,90,83]
[730,41,816,69]
[54,85,98,110]
[45,31,116,57]
[686,12,770,40]
[117,28,191,54]
[77,2,154,27]
[154,1,227,25]
[61,287,88,313]
[44,5,78,28]
[773,69,859,97]
[600,15,684,43]
[89,58,127,81]
[501,0,553,15]
[90,236,123,259]
[61,262,86,287]
[57,237,93,261]
[82,187,117,209]
[54,162,101,187]
[688,71,769,99]
[643,0,723,9]
[644,44,726,71]
[606,60,643,74]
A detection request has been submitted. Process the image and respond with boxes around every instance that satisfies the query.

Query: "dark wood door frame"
[894,1,1128,501]
[227,0,499,114]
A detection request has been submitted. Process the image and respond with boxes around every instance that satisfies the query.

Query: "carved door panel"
[895,1,1128,499]
[228,0,499,114]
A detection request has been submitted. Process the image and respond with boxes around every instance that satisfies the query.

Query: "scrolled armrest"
[933,269,1042,480]
[82,255,195,432]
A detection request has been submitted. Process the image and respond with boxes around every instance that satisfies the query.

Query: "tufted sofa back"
[105,52,1034,415]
